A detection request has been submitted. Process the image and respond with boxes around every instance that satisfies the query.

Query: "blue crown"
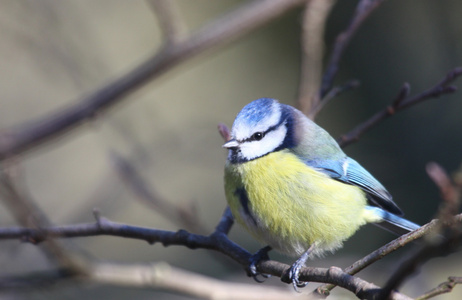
[234,98,277,127]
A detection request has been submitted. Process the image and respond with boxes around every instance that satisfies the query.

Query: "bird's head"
[223,98,297,163]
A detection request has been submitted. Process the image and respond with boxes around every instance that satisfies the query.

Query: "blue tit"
[223,98,419,288]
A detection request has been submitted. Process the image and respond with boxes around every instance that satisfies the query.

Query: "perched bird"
[223,98,420,289]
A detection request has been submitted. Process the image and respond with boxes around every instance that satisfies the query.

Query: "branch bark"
[1,208,455,299]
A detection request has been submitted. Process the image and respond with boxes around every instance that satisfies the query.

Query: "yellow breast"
[224,150,371,257]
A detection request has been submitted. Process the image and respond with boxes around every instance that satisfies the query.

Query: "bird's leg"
[247,245,272,282]
[288,244,315,291]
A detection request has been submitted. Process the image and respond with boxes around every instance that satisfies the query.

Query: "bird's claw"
[249,263,271,283]
[284,246,313,291]
[288,264,308,292]
[246,246,272,283]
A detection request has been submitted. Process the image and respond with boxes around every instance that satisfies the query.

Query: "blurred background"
[0,0,461,299]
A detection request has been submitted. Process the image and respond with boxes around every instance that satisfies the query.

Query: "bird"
[223,97,420,289]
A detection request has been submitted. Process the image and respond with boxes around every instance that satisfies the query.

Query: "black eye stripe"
[239,121,284,143]
[251,132,264,141]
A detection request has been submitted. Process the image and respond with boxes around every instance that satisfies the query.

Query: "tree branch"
[319,0,387,99]
[311,217,444,297]
[1,206,452,299]
[0,0,308,161]
[338,67,462,147]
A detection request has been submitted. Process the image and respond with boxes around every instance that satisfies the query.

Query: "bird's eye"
[251,132,264,141]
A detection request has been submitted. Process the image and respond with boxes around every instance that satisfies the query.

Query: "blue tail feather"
[366,206,421,236]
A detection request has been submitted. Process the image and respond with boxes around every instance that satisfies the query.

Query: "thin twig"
[0,0,308,161]
[320,0,387,99]
[415,276,462,300]
[311,218,441,297]
[298,0,336,116]
[308,79,360,119]
[338,67,462,148]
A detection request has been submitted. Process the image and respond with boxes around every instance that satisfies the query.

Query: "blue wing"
[305,157,404,216]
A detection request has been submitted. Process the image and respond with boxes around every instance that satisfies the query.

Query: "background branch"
[110,151,207,233]
[338,67,462,147]
[380,162,462,299]
[319,0,386,99]
[147,0,186,46]
[0,0,307,161]
[297,0,336,116]
[416,276,462,300]
[308,79,360,119]
[380,228,461,299]
[88,262,298,300]
[0,161,86,275]
[426,162,461,222]
[0,268,75,290]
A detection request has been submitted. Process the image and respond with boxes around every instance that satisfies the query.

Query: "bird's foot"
[285,245,314,292]
[288,261,309,292]
[246,246,272,283]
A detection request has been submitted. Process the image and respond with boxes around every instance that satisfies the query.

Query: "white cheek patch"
[239,124,287,160]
